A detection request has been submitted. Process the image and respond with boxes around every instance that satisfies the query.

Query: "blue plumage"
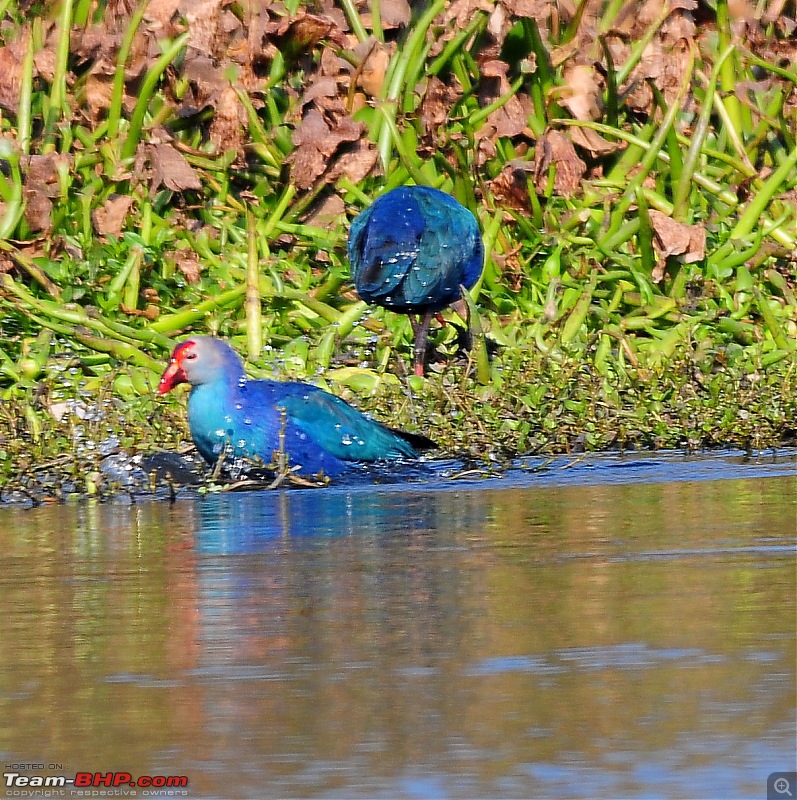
[348,185,484,375]
[159,337,431,477]
[348,185,483,310]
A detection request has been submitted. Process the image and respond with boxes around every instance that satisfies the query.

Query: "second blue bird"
[348,185,484,375]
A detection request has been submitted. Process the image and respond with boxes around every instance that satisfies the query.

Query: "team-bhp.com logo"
[4,771,188,795]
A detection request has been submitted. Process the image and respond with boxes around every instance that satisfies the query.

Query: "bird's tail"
[390,428,437,452]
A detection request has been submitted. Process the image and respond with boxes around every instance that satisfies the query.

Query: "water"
[1,451,795,799]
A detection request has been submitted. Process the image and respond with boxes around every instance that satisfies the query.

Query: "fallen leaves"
[489,163,533,211]
[533,130,587,197]
[0,36,28,113]
[148,144,203,192]
[92,196,134,238]
[648,210,707,283]
[478,60,531,139]
[288,109,364,189]
[172,248,202,284]
[353,40,391,98]
[21,154,71,235]
[561,64,603,122]
[373,0,411,28]
[0,0,788,237]
[208,86,247,156]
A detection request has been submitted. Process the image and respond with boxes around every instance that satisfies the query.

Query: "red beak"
[158,359,187,395]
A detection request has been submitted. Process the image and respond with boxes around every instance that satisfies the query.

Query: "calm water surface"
[1,451,795,799]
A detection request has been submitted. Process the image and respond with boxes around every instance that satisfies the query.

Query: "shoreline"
[3,444,796,509]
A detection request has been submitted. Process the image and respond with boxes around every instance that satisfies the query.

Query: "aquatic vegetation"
[0,1,794,497]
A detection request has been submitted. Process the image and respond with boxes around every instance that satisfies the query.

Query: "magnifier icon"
[775,778,793,797]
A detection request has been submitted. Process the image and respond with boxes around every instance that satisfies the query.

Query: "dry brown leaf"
[432,0,494,56]
[23,187,53,234]
[561,64,602,121]
[289,145,327,190]
[477,131,498,166]
[105,0,137,26]
[481,59,509,79]
[143,0,182,32]
[419,76,459,140]
[149,143,203,191]
[320,42,347,77]
[488,4,509,41]
[478,61,530,139]
[327,140,378,184]
[735,79,771,103]
[533,130,586,197]
[382,0,412,27]
[501,0,551,18]
[171,249,202,284]
[549,39,580,68]
[301,76,338,107]
[569,125,620,156]
[265,12,346,52]
[489,163,531,211]
[85,61,116,119]
[303,193,346,229]
[289,108,363,189]
[92,195,134,237]
[33,36,57,83]
[25,154,70,197]
[648,209,706,283]
[22,154,61,235]
[661,8,696,46]
[357,43,390,97]
[181,52,225,91]
[209,86,246,157]
[360,0,410,29]
[179,0,224,54]
[728,0,755,20]
[120,303,160,320]
[292,109,340,156]
[0,36,27,113]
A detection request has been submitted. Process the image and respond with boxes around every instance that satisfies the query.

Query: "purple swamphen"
[347,185,484,376]
[158,337,434,476]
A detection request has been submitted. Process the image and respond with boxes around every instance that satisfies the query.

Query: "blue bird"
[348,185,484,375]
[158,337,434,477]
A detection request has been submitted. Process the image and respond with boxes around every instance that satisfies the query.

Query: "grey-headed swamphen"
[347,185,484,375]
[159,337,434,476]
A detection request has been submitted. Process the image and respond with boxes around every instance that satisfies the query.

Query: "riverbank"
[2,341,794,504]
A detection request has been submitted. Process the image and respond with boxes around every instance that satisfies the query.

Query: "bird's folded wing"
[403,220,476,306]
[278,390,416,461]
[348,212,419,300]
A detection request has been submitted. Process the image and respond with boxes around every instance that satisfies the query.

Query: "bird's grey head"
[158,336,245,394]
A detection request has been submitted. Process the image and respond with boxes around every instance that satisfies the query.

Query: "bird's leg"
[413,310,434,376]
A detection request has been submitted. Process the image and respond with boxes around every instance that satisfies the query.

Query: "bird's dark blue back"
[348,185,483,312]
